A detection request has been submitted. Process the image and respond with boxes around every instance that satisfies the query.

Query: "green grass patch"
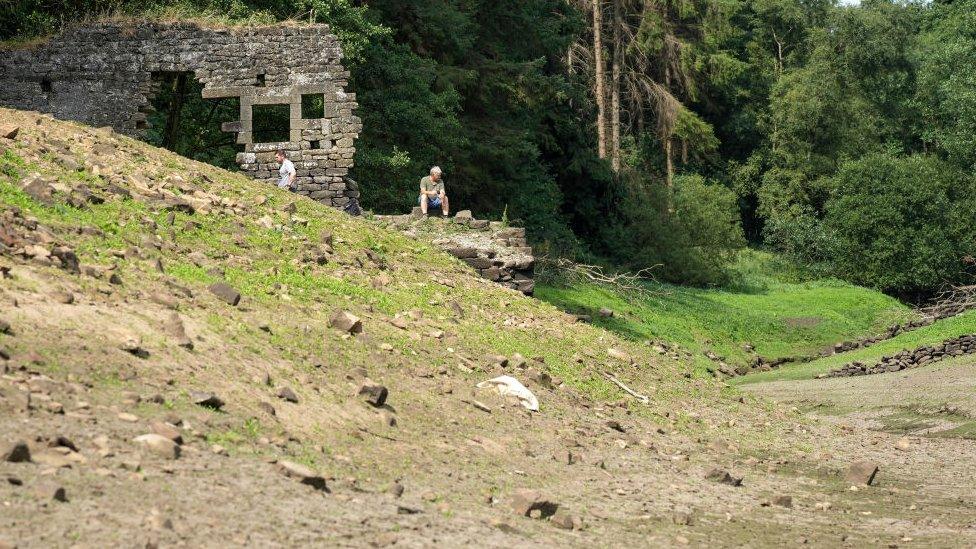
[737,309,976,384]
[536,251,911,374]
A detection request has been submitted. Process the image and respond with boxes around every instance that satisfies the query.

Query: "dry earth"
[2,108,976,547]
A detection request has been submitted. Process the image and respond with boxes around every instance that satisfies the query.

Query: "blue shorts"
[420,195,442,208]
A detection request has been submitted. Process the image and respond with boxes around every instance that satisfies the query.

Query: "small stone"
[277,386,299,403]
[150,421,183,444]
[389,482,405,497]
[208,283,241,306]
[2,441,31,463]
[211,444,229,456]
[277,460,327,491]
[190,391,225,410]
[705,468,742,486]
[672,510,694,525]
[598,307,614,318]
[118,412,139,422]
[165,313,194,350]
[120,339,149,359]
[330,310,362,334]
[895,437,911,451]
[772,495,793,508]
[845,461,879,486]
[258,401,276,416]
[34,482,67,503]
[550,512,582,530]
[358,382,388,407]
[510,490,559,518]
[0,124,20,140]
[134,434,181,459]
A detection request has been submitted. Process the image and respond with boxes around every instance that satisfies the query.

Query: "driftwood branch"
[603,371,649,404]
[535,256,662,296]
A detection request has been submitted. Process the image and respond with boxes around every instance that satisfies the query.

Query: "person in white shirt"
[276,150,296,190]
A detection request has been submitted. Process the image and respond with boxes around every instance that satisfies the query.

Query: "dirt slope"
[2,108,976,547]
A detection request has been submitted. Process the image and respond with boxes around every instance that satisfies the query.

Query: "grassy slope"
[536,252,912,373]
[7,111,976,547]
[0,108,740,441]
[737,309,976,384]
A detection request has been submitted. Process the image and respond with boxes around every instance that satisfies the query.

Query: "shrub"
[603,173,746,286]
[762,208,839,277]
[824,153,976,297]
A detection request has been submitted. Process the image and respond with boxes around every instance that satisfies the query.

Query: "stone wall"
[825,334,976,378]
[0,21,360,208]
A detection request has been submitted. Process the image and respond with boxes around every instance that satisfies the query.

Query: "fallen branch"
[535,256,662,297]
[603,371,649,404]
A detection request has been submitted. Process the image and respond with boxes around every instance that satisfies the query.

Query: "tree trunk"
[593,0,607,159]
[163,73,188,151]
[610,0,622,172]
[665,138,673,189]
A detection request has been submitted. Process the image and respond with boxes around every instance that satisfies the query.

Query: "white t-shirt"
[278,158,296,189]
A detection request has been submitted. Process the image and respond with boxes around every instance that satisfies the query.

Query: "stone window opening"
[251,103,290,144]
[40,78,52,93]
[309,139,320,149]
[301,94,324,119]
[144,71,242,170]
[255,73,266,87]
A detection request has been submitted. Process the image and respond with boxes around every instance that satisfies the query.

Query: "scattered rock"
[358,381,388,407]
[52,291,75,304]
[550,512,583,530]
[598,307,614,318]
[120,338,149,359]
[330,310,363,334]
[277,386,299,403]
[150,422,183,444]
[2,441,31,463]
[257,402,276,416]
[277,460,328,491]
[845,461,879,486]
[133,434,181,460]
[34,482,67,503]
[0,124,19,140]
[510,490,559,518]
[705,468,742,487]
[771,495,793,508]
[165,313,194,350]
[672,510,695,526]
[209,283,241,306]
[118,412,139,422]
[190,391,225,410]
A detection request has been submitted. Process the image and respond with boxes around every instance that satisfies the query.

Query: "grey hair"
[430,166,442,176]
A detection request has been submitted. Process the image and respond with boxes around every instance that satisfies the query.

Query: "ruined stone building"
[0,21,361,208]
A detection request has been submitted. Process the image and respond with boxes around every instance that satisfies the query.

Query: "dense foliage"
[3,0,976,294]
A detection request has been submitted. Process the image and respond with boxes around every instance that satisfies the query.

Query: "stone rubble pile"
[824,334,976,377]
[376,209,535,295]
